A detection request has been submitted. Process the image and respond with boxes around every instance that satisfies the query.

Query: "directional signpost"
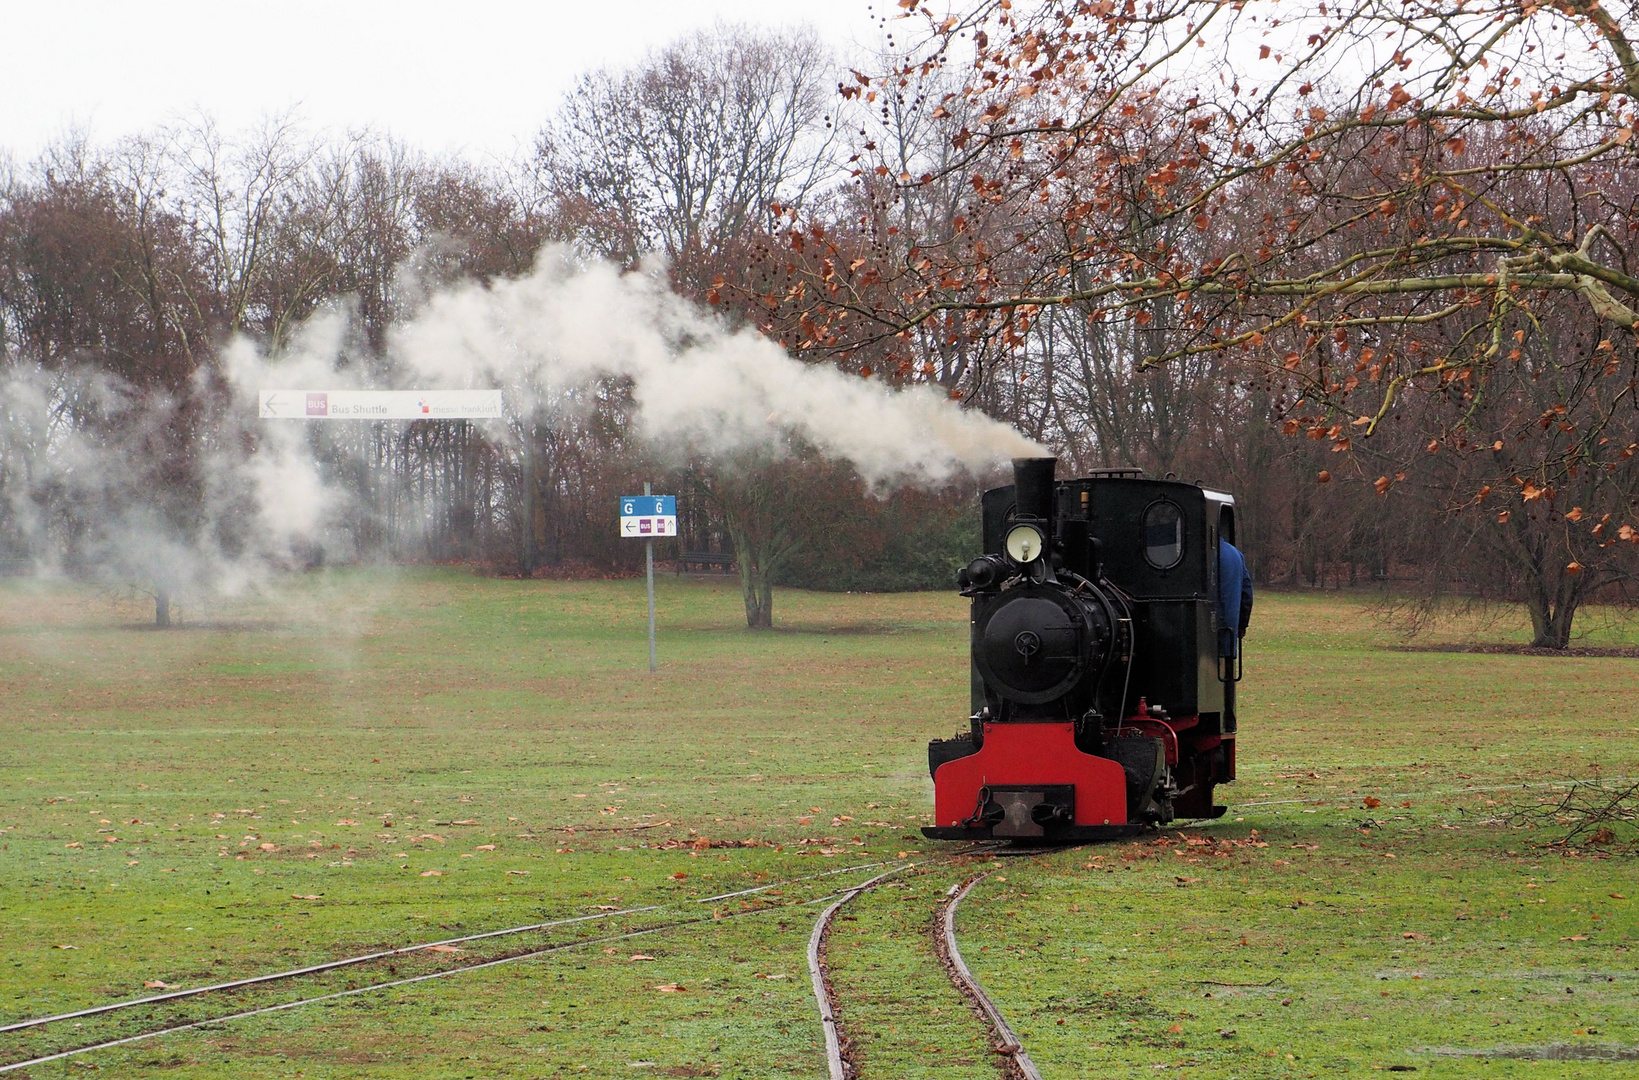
[258,389,503,420]
[620,489,676,672]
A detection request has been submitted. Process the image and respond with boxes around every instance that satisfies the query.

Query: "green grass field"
[1,571,1635,1078]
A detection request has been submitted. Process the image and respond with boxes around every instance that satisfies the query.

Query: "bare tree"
[538,24,836,286]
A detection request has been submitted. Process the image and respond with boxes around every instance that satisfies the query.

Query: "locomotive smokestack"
[1012,457,1057,522]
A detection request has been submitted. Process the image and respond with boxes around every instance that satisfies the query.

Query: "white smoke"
[4,247,1042,610]
[369,248,1043,484]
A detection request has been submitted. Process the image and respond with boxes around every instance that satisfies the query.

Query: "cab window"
[1142,500,1183,569]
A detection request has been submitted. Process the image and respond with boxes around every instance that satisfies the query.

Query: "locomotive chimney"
[1012,457,1057,522]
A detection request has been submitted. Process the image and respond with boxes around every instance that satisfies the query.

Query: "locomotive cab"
[924,458,1240,841]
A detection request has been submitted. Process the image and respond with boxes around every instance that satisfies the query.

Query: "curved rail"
[807,866,912,1080]
[3,868,905,1076]
[939,873,1044,1080]
[2,859,893,1037]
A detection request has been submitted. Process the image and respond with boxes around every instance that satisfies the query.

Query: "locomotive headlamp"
[1005,523,1046,564]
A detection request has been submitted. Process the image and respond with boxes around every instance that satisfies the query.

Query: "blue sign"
[620,496,675,517]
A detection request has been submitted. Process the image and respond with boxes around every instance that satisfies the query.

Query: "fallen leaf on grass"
[1363,797,1382,809]
[64,842,81,849]
[474,844,496,851]
[1168,1023,1184,1033]
[291,894,322,901]
[1402,932,1425,939]
[595,905,621,911]
[653,983,685,992]
[334,819,357,826]
[754,973,788,979]
[143,980,175,989]
[506,870,530,876]
[423,944,461,953]
[54,945,78,950]
[1175,876,1201,884]
[420,870,443,877]
[629,954,655,961]
[451,819,480,826]
[1611,894,1627,900]
[670,872,688,880]
[103,836,119,843]
[1560,935,1588,941]
[258,843,277,852]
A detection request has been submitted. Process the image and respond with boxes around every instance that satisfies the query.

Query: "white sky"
[0,0,899,163]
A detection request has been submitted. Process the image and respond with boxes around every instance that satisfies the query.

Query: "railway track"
[0,860,905,1074]
[937,873,1044,1080]
[809,855,1060,1080]
[6,842,1075,1076]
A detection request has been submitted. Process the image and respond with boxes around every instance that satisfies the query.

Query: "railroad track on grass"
[0,860,911,1074]
[809,858,1056,1080]
[938,872,1044,1080]
[7,842,1075,1076]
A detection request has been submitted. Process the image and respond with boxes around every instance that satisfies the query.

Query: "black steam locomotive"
[923,458,1241,841]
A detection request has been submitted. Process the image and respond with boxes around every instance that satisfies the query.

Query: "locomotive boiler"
[923,458,1242,841]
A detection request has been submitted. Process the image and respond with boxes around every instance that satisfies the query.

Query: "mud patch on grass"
[1425,1041,1639,1061]
[1392,643,1639,658]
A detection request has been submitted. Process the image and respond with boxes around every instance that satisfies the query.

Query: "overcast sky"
[1,0,900,163]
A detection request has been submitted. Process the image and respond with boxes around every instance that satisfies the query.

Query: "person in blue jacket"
[1218,537,1254,730]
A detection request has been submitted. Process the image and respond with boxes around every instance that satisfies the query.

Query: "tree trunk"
[1526,570,1582,649]
[155,589,171,628]
[736,545,773,628]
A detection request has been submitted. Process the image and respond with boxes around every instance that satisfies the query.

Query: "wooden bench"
[676,551,735,574]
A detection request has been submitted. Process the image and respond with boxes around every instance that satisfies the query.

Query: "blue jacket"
[1218,539,1253,657]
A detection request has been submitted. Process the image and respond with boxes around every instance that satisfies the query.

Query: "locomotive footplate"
[923,823,1147,842]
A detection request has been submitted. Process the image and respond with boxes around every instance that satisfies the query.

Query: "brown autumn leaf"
[334,819,357,826]
[1609,894,1626,900]
[420,870,443,877]
[258,843,277,852]
[1566,506,1585,522]
[424,944,461,954]
[1566,562,1584,575]
[143,980,175,989]
[1317,470,1332,484]
[1363,797,1382,809]
[291,894,322,901]
[506,869,530,876]
[1373,476,1392,495]
[671,872,688,880]
[1560,935,1588,941]
[474,844,496,851]
[451,819,480,826]
[1175,876,1201,884]
[653,983,685,993]
[630,954,656,961]
[1168,1023,1184,1033]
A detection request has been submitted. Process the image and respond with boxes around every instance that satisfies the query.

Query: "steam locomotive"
[923,458,1242,841]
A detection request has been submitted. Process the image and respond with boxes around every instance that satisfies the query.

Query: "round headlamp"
[1004,523,1045,564]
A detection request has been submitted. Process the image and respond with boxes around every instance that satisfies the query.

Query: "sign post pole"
[644,482,657,673]
[619,490,675,672]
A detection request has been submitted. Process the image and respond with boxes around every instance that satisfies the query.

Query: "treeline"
[3,11,1636,642]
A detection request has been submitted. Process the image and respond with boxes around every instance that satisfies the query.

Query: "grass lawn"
[1,570,1635,1078]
